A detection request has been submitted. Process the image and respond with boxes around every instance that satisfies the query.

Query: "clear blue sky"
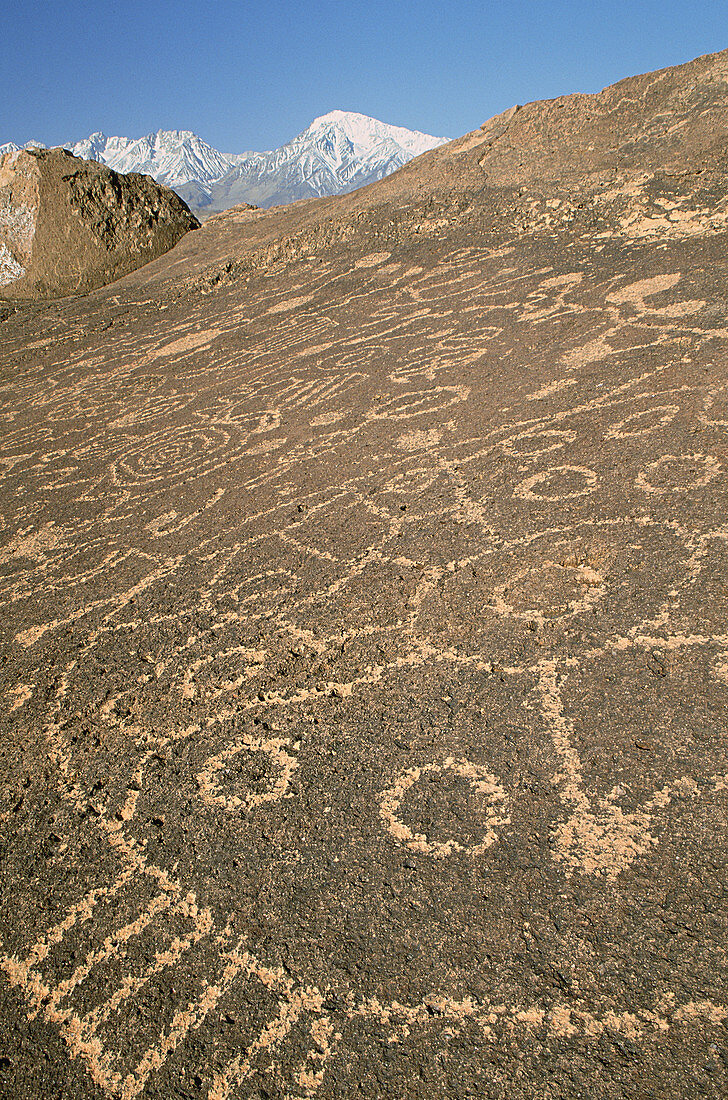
[3,0,727,151]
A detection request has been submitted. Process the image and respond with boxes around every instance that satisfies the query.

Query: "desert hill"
[0,147,198,300]
[1,49,727,1099]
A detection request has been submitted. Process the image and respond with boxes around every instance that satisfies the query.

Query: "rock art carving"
[3,45,728,1100]
[379,757,510,856]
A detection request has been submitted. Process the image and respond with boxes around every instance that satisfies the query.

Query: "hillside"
[1,49,727,1099]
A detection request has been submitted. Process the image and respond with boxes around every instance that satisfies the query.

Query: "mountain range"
[0,111,448,212]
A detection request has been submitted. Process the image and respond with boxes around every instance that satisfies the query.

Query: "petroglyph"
[537,658,674,878]
[605,404,680,439]
[3,50,728,1098]
[514,465,599,501]
[379,757,510,856]
[197,731,298,813]
[635,452,722,494]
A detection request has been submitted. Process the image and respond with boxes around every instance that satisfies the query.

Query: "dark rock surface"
[1,49,727,1099]
[0,148,198,300]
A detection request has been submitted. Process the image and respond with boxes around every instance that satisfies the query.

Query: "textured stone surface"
[0,148,198,300]
[1,49,727,1100]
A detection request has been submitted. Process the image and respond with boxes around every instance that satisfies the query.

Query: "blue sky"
[3,0,727,151]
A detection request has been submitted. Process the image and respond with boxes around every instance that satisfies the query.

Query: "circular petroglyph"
[310,409,345,427]
[180,643,269,704]
[107,392,196,430]
[491,559,604,622]
[380,757,510,857]
[635,453,721,494]
[208,400,283,434]
[378,465,440,502]
[197,731,298,813]
[267,294,315,314]
[354,251,392,268]
[514,465,598,501]
[144,327,224,361]
[415,517,693,657]
[501,427,576,458]
[604,404,679,440]
[366,386,470,421]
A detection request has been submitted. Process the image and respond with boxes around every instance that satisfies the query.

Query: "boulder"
[0,147,198,299]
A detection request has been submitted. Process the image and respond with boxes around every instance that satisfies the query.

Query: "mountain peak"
[309,110,371,127]
[151,129,198,142]
[303,110,447,146]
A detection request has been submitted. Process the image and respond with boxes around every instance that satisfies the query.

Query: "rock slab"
[1,47,728,1100]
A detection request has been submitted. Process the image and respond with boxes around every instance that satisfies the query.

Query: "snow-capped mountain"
[206,111,449,211]
[0,140,48,155]
[2,113,448,212]
[69,130,236,210]
[69,130,230,184]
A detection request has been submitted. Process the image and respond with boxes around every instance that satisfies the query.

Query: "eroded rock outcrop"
[0,147,198,299]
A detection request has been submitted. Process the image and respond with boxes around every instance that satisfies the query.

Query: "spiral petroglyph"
[108,425,250,489]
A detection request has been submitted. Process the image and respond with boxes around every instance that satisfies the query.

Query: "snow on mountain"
[70,132,135,165]
[207,111,449,211]
[1,113,449,211]
[67,130,233,191]
[0,140,47,157]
